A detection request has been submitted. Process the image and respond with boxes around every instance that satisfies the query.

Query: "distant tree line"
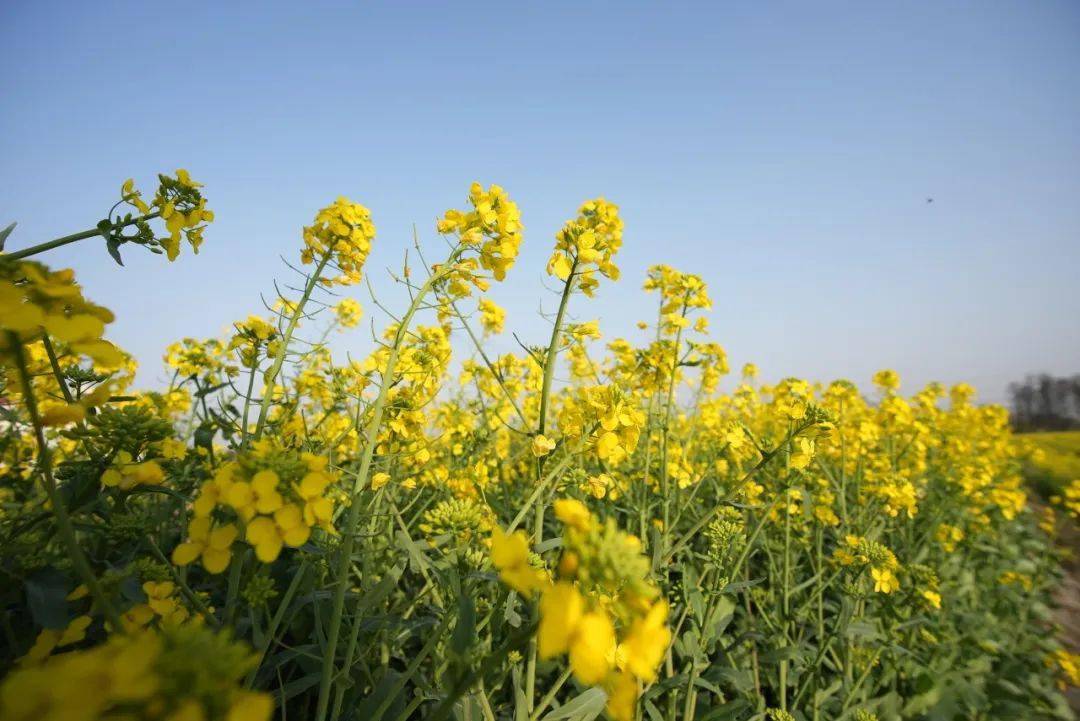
[1009,373,1080,431]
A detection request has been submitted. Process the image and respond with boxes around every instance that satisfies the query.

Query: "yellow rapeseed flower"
[490,527,545,597]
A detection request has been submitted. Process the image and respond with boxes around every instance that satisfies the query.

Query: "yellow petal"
[281,523,310,548]
[43,313,104,343]
[490,528,528,570]
[202,547,232,574]
[245,516,277,545]
[254,532,284,563]
[538,583,583,659]
[226,691,273,721]
[3,302,45,333]
[171,541,203,567]
[40,403,86,427]
[569,612,615,685]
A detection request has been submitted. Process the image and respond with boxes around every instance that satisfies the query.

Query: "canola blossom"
[0,175,1077,721]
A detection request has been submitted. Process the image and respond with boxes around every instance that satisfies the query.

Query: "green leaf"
[279,673,321,702]
[693,676,724,696]
[451,695,481,721]
[687,588,706,621]
[814,678,843,705]
[759,644,799,663]
[535,537,564,554]
[844,618,881,641]
[25,567,72,629]
[704,596,736,643]
[355,670,406,721]
[118,575,144,602]
[720,577,763,593]
[704,666,755,694]
[514,681,529,721]
[193,422,216,453]
[106,236,124,266]
[643,699,664,721]
[696,698,753,721]
[449,595,476,657]
[540,687,607,720]
[0,221,15,250]
[395,531,431,573]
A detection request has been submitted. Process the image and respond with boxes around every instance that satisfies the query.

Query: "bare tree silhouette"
[1009,373,1080,431]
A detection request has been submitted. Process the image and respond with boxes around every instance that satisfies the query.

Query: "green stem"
[245,563,308,685]
[224,549,246,626]
[427,621,539,721]
[528,665,573,721]
[780,485,791,712]
[251,253,332,442]
[662,434,793,566]
[813,528,824,721]
[9,333,124,631]
[537,260,577,442]
[145,535,219,627]
[238,342,261,445]
[659,300,688,546]
[524,259,576,713]
[40,335,75,404]
[681,658,699,721]
[505,448,579,533]
[314,251,460,721]
[449,298,529,429]
[4,213,161,260]
[40,334,103,462]
[840,646,883,710]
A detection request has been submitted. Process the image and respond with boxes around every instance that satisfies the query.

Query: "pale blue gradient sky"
[2,1,1079,403]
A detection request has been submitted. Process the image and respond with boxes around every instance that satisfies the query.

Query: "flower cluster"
[835,535,901,594]
[101,451,165,491]
[173,442,339,570]
[21,615,92,664]
[420,497,496,544]
[643,264,712,336]
[0,627,270,721]
[121,169,214,261]
[478,297,506,335]
[547,198,623,296]
[333,297,363,329]
[557,385,645,465]
[122,581,194,629]
[0,260,122,370]
[302,196,376,286]
[229,315,280,369]
[165,336,236,382]
[1052,478,1080,519]
[1046,648,1080,690]
[437,182,523,282]
[491,499,671,721]
[0,260,125,426]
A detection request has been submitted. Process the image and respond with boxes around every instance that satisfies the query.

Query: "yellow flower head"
[548,198,623,296]
[437,182,523,283]
[531,434,556,457]
[490,527,546,597]
[302,196,376,286]
[127,170,215,261]
[554,498,593,532]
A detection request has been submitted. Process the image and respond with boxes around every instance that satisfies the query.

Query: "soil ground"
[1053,517,1080,714]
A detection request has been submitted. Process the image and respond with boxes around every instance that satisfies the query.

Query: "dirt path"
[1053,570,1080,713]
[1051,510,1080,714]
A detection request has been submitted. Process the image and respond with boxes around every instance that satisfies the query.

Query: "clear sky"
[3,1,1079,404]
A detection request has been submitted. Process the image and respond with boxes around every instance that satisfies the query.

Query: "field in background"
[1019,431,1080,713]
[1019,431,1080,498]
[4,176,1079,721]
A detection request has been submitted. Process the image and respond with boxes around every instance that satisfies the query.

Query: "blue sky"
[2,1,1078,403]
